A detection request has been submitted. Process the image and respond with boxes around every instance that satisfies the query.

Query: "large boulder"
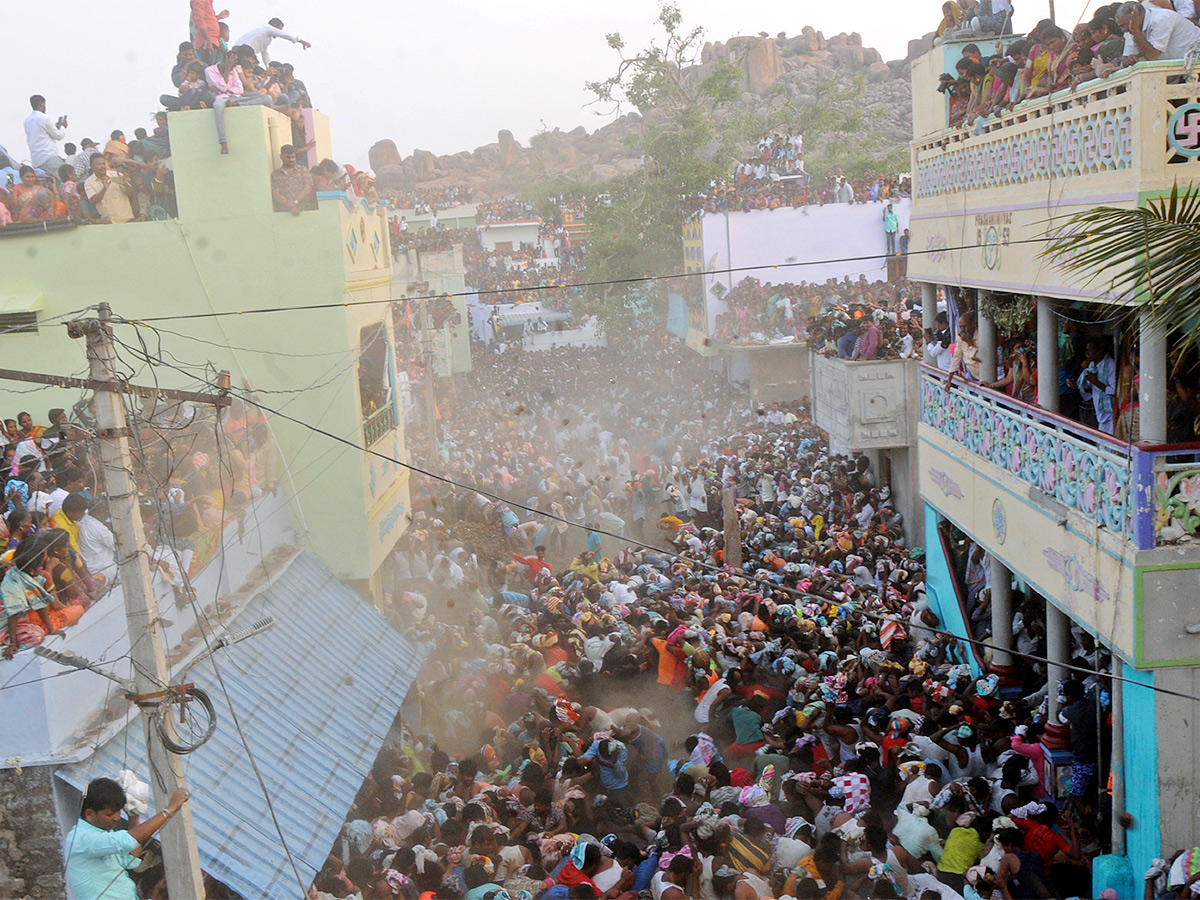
[744,37,784,94]
[368,140,403,174]
[410,149,436,177]
[497,129,520,167]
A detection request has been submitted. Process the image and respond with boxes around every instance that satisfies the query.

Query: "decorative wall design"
[928,466,965,498]
[1153,466,1200,543]
[919,374,1133,535]
[915,105,1134,198]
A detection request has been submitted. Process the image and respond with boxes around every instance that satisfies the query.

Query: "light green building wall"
[0,106,409,590]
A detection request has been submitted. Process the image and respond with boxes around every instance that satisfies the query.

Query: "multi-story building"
[0,106,411,597]
[908,42,1200,895]
[676,202,912,404]
[0,106,427,898]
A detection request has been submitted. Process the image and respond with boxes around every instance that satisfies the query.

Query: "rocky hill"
[369,27,933,198]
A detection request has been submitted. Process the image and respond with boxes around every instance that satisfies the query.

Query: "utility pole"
[69,303,207,900]
[722,486,742,569]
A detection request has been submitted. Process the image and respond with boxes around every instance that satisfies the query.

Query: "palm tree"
[1044,182,1200,352]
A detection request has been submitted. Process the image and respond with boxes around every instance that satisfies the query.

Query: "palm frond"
[1043,181,1200,351]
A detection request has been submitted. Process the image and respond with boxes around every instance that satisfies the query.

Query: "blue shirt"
[583,740,629,790]
[64,819,140,900]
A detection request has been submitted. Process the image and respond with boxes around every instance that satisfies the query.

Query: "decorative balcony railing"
[1149,449,1200,544]
[913,61,1200,201]
[363,405,394,447]
[918,367,1134,536]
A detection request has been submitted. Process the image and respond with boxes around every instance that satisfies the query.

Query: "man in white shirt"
[1118,0,1200,63]
[47,466,88,516]
[24,95,67,172]
[233,18,311,66]
[78,507,117,582]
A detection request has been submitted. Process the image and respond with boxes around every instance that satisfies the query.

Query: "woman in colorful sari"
[1024,23,1078,98]
[1,533,85,658]
[10,166,57,223]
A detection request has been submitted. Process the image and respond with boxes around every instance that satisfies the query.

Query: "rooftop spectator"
[170,41,198,87]
[233,17,311,65]
[190,0,228,64]
[205,47,275,154]
[24,94,67,173]
[1117,0,1200,63]
[84,154,135,225]
[7,165,63,224]
[271,144,316,214]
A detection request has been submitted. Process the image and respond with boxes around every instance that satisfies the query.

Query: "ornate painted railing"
[914,60,1200,200]
[1149,451,1200,544]
[918,368,1134,535]
[363,405,395,447]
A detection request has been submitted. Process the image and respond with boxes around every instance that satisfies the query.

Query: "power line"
[120,378,310,896]
[106,332,1200,708]
[120,234,1066,326]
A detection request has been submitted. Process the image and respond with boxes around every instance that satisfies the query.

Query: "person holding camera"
[24,94,67,174]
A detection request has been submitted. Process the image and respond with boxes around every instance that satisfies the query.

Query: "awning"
[494,308,572,327]
[0,293,46,313]
[59,551,428,900]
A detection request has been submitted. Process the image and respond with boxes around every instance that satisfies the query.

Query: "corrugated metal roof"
[59,551,428,900]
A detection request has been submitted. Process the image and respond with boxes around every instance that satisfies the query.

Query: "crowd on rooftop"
[806,282,925,362]
[936,2,1200,128]
[707,277,917,351]
[387,186,477,213]
[463,226,588,311]
[480,200,541,223]
[285,334,1121,900]
[0,3,331,228]
[681,174,911,221]
[0,398,277,658]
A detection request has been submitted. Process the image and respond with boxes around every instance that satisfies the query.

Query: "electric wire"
[120,233,1076,325]
[107,332,1200,707]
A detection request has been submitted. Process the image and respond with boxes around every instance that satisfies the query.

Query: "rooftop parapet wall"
[908,60,1200,297]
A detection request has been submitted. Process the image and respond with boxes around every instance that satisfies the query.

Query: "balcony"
[363,404,395,447]
[917,364,1200,667]
[919,367,1134,535]
[907,60,1200,298]
[811,354,918,451]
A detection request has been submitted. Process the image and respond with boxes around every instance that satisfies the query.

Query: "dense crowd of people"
[462,229,588,311]
[708,277,918,350]
[293,335,1117,900]
[0,398,277,658]
[805,281,925,362]
[479,199,540,223]
[938,3,1200,128]
[387,186,477,213]
[681,174,910,221]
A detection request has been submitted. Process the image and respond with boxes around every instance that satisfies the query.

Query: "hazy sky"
[2,0,1090,169]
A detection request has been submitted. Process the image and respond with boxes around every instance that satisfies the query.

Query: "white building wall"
[698,200,912,333]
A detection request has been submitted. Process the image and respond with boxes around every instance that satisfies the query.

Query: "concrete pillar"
[1046,601,1071,720]
[989,557,1013,666]
[921,282,938,365]
[1140,310,1167,443]
[978,295,997,383]
[1037,297,1059,413]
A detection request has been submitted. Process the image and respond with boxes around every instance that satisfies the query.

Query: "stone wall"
[0,766,65,899]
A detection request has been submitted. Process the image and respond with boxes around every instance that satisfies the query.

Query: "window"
[0,312,38,334]
[358,322,395,446]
